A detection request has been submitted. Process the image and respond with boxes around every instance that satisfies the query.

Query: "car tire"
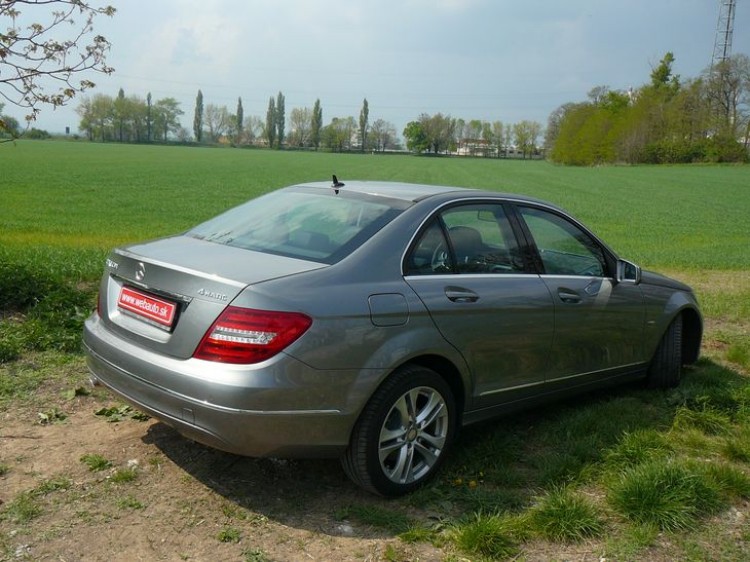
[647,314,683,389]
[341,365,456,497]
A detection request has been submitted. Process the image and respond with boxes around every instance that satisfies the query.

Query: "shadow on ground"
[141,358,750,537]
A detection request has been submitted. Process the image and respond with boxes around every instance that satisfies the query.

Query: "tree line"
[547,53,750,165]
[74,89,402,153]
[403,114,543,158]
[72,87,545,158]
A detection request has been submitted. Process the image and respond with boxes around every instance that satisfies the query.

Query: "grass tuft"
[1,492,43,524]
[528,486,604,542]
[604,429,673,469]
[110,467,138,483]
[672,405,733,435]
[607,458,724,532]
[217,526,241,543]
[81,453,112,472]
[117,495,145,510]
[451,512,526,560]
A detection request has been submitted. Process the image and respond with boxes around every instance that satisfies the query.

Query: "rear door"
[515,205,645,380]
[404,202,554,408]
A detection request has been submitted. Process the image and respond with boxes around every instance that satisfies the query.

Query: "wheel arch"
[401,354,467,423]
[680,307,702,365]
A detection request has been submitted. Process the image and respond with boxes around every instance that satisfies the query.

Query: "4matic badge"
[197,288,228,301]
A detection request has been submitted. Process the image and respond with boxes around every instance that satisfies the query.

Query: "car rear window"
[187,187,408,263]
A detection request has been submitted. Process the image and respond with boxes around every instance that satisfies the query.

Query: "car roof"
[294,180,550,206]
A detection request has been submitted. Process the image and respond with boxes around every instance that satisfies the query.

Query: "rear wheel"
[342,365,456,496]
[647,314,683,389]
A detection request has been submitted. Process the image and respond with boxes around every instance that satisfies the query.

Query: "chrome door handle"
[445,288,479,303]
[558,290,581,304]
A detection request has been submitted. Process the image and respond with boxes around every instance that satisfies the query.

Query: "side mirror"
[616,259,641,284]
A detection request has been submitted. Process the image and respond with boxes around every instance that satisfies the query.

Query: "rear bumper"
[83,314,362,458]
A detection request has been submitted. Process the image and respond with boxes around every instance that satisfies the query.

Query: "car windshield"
[187,187,409,263]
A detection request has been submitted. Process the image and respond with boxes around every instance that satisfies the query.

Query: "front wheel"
[341,365,456,496]
[647,314,683,389]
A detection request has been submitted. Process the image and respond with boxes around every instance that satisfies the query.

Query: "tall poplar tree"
[275,91,285,149]
[265,96,276,148]
[115,87,126,142]
[236,97,244,144]
[311,98,323,150]
[193,89,203,142]
[146,92,153,142]
[359,98,369,151]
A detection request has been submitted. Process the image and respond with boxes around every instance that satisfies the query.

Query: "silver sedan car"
[84,178,702,496]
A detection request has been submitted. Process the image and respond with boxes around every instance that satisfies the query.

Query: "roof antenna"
[332,174,345,194]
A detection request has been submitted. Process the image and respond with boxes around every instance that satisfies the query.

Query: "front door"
[404,203,554,408]
[516,206,646,380]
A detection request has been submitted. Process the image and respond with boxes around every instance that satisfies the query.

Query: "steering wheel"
[431,242,450,272]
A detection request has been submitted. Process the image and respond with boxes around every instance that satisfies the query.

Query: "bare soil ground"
[0,363,449,561]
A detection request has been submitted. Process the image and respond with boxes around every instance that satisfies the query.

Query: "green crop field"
[2,140,749,273]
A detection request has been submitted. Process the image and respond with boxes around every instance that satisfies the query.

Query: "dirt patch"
[0,376,446,561]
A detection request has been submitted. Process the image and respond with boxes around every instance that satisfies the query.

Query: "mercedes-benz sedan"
[84,178,702,496]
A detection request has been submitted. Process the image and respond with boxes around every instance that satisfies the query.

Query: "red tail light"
[194,307,312,364]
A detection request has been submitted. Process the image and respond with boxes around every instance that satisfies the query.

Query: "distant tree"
[491,121,504,156]
[649,52,680,98]
[454,118,466,152]
[86,93,114,141]
[265,96,276,148]
[587,85,610,105]
[26,127,50,139]
[504,126,513,155]
[420,113,455,154]
[704,54,750,139]
[114,87,126,141]
[153,97,183,142]
[0,102,20,138]
[235,97,244,145]
[193,90,203,142]
[242,115,263,144]
[311,98,322,150]
[513,120,542,159]
[0,0,116,123]
[175,126,191,143]
[466,119,482,141]
[403,120,429,153]
[322,116,355,151]
[370,118,397,152]
[275,91,285,148]
[481,122,493,156]
[146,92,153,142]
[204,104,229,142]
[288,107,312,147]
[359,98,369,151]
[544,102,575,152]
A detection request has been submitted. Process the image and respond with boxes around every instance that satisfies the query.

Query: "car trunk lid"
[99,236,325,359]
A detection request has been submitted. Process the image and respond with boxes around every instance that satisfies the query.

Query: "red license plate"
[118,287,177,328]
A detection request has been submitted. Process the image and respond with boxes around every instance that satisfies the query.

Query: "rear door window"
[405,203,524,275]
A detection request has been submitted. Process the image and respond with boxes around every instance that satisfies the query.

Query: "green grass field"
[2,140,750,560]
[2,140,749,272]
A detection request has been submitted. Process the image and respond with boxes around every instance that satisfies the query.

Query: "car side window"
[519,206,607,277]
[405,204,523,275]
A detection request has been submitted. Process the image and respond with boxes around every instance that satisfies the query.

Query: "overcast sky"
[7,0,750,136]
